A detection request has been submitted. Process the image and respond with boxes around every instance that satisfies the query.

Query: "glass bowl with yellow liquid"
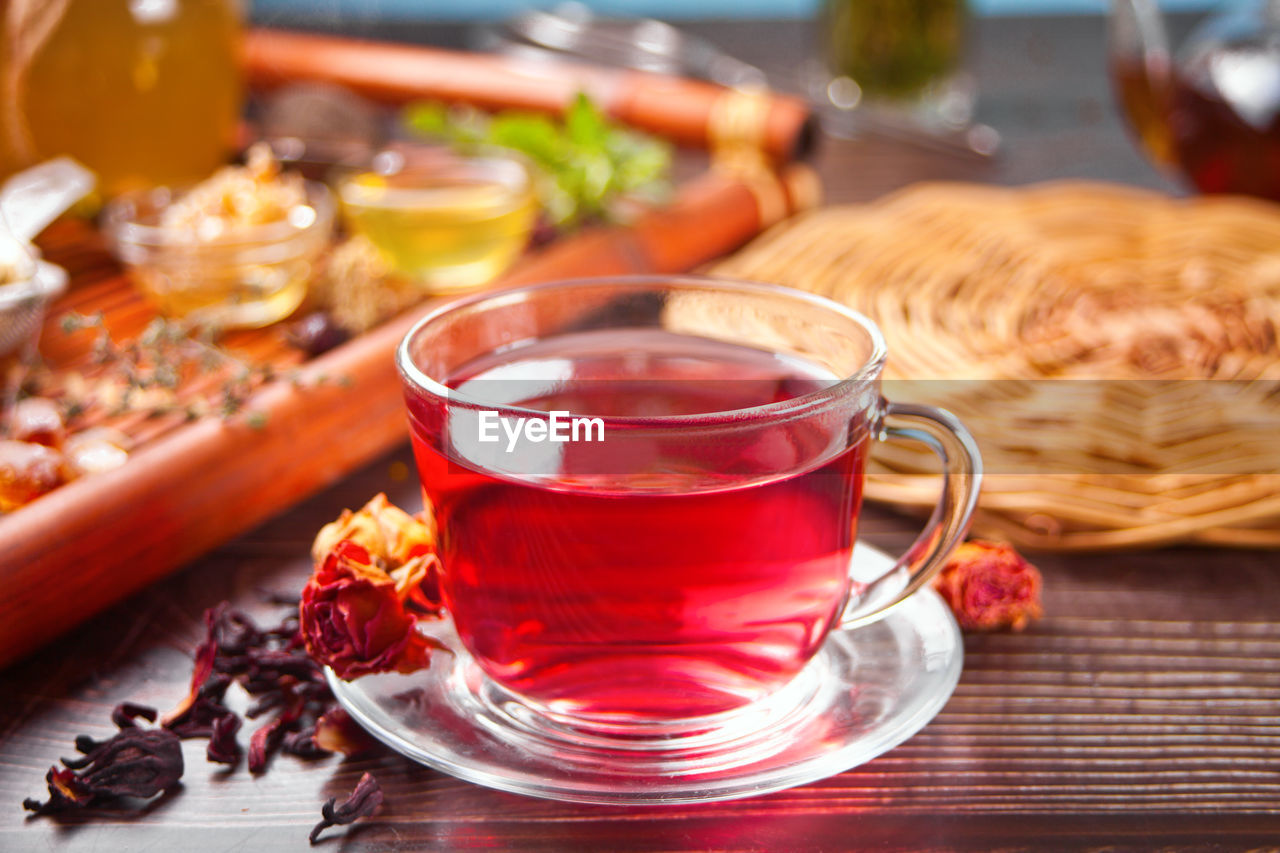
[104,182,334,329]
[335,148,537,293]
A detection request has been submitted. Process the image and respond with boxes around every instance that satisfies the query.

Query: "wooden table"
[4,14,1279,851]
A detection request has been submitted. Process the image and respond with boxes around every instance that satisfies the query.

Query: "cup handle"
[839,400,984,629]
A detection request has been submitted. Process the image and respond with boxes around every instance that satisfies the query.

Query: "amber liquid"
[2,0,242,197]
[1114,54,1280,200]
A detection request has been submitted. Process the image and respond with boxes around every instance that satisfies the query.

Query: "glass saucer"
[328,543,963,805]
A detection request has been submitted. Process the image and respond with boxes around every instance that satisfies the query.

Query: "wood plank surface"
[4,12,1280,852]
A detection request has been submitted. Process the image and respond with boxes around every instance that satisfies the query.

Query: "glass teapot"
[1111,0,1280,200]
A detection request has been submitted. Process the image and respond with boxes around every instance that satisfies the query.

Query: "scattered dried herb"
[48,312,276,423]
[23,705,183,816]
[932,540,1045,631]
[309,772,384,845]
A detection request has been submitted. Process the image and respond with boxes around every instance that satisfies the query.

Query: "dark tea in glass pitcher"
[1112,0,1280,199]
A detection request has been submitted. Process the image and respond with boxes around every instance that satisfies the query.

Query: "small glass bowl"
[103,182,335,329]
[334,148,536,294]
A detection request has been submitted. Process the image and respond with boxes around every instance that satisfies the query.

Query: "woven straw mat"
[709,181,1280,550]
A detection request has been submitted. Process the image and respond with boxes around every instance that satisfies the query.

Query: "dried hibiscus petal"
[309,772,383,845]
[162,632,220,731]
[248,716,288,775]
[932,540,1044,631]
[207,713,242,765]
[281,726,332,760]
[300,540,443,680]
[23,768,93,815]
[311,492,434,567]
[111,702,158,729]
[208,604,266,659]
[24,728,184,815]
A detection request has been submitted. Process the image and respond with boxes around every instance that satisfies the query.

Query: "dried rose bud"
[309,772,383,845]
[9,397,64,447]
[301,540,442,680]
[0,439,63,511]
[312,492,435,568]
[932,540,1044,632]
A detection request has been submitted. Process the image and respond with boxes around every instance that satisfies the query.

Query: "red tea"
[406,330,869,721]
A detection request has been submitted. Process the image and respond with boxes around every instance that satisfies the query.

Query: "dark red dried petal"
[112,702,158,729]
[246,648,323,683]
[164,695,236,739]
[206,713,242,765]
[74,729,184,798]
[204,604,272,667]
[23,767,94,815]
[161,635,218,729]
[308,772,383,844]
[245,690,286,720]
[281,726,332,760]
[247,703,302,776]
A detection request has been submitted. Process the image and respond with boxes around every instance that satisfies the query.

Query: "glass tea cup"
[335,147,537,293]
[397,276,981,737]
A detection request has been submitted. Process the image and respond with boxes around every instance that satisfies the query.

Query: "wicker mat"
[710,181,1280,550]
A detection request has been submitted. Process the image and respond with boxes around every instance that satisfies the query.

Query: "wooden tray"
[0,166,816,668]
[711,181,1280,551]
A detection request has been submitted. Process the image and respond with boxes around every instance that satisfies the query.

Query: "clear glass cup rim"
[396,274,889,427]
[103,181,335,250]
[334,145,533,211]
